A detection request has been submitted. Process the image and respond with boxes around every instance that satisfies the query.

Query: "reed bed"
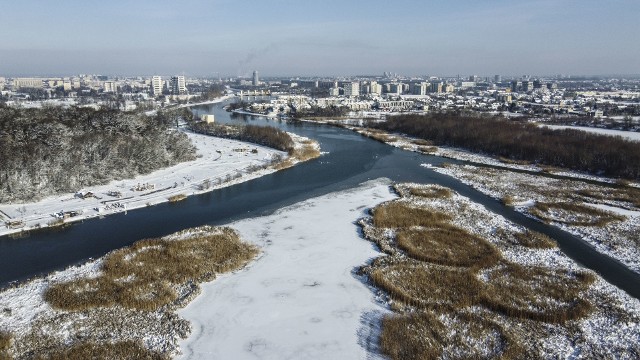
[396,226,501,268]
[45,227,258,311]
[407,187,452,199]
[34,340,166,360]
[530,201,626,227]
[372,201,451,228]
[480,263,595,323]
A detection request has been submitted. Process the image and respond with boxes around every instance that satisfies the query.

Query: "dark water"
[2,102,639,300]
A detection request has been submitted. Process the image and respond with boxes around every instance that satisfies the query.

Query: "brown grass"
[34,340,166,360]
[379,312,524,360]
[480,263,595,323]
[45,227,258,311]
[417,146,438,154]
[502,195,515,206]
[576,187,640,208]
[512,230,557,249]
[380,313,445,360]
[0,331,11,359]
[407,187,452,199]
[167,194,187,202]
[372,202,451,228]
[370,259,481,310]
[411,138,433,146]
[396,225,501,268]
[530,201,626,226]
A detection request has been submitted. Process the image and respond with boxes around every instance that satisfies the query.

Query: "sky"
[1,0,639,77]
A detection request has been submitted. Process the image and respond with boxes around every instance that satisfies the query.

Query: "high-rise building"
[412,82,429,95]
[252,71,259,86]
[494,75,501,83]
[370,81,382,95]
[103,81,118,93]
[170,76,186,95]
[151,76,164,97]
[429,82,443,94]
[344,82,360,97]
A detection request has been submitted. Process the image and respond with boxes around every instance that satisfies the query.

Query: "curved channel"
[1,101,639,300]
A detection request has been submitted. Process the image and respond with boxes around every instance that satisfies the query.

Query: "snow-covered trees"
[0,106,196,202]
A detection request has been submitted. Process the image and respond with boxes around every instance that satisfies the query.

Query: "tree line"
[373,113,640,180]
[191,122,294,154]
[0,105,196,202]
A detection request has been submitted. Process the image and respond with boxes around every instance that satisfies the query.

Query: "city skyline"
[1,0,639,77]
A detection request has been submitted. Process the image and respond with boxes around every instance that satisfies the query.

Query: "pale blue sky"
[1,0,638,77]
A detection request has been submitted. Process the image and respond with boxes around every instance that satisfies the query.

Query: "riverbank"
[0,179,397,358]
[2,179,639,358]
[340,124,640,273]
[0,131,320,238]
[359,183,640,358]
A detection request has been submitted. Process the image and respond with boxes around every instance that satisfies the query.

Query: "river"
[1,101,639,300]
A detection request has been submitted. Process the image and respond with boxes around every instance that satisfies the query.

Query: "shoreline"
[0,130,320,238]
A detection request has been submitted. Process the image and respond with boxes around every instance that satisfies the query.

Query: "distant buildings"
[151,76,164,97]
[343,82,360,97]
[13,78,44,89]
[103,81,118,93]
[170,76,186,95]
[252,71,259,86]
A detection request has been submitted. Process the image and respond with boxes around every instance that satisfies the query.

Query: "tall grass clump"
[372,202,451,228]
[370,259,481,310]
[45,227,258,311]
[35,340,166,360]
[380,313,445,360]
[0,331,12,360]
[396,225,501,268]
[480,263,595,323]
[530,201,626,226]
[512,230,557,249]
[407,187,452,199]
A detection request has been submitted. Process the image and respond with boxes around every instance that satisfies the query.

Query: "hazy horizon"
[2,0,639,78]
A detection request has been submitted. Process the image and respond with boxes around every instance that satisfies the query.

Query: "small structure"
[200,114,215,124]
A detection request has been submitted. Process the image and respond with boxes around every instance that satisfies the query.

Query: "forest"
[0,105,196,202]
[373,113,640,180]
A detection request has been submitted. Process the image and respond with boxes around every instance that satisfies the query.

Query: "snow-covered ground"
[543,124,640,142]
[177,179,397,360]
[431,163,640,274]
[0,131,301,237]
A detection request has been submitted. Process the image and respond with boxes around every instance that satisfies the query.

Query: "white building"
[103,81,118,93]
[13,78,45,89]
[344,82,360,97]
[151,76,164,97]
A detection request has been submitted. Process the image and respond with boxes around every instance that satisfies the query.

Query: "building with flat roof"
[13,78,45,89]
[252,71,259,86]
[151,76,164,97]
[344,82,360,97]
[170,76,186,95]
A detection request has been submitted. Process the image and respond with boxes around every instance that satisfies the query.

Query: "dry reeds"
[407,187,452,199]
[396,226,501,268]
[530,201,626,226]
[379,312,524,360]
[370,260,481,310]
[512,230,557,249]
[45,227,258,311]
[480,263,595,323]
[167,194,187,202]
[380,313,445,360]
[0,332,11,358]
[372,202,451,228]
[577,188,640,208]
[34,340,166,360]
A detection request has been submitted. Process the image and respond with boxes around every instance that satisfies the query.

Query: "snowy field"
[0,131,292,237]
[177,179,397,360]
[543,124,640,142]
